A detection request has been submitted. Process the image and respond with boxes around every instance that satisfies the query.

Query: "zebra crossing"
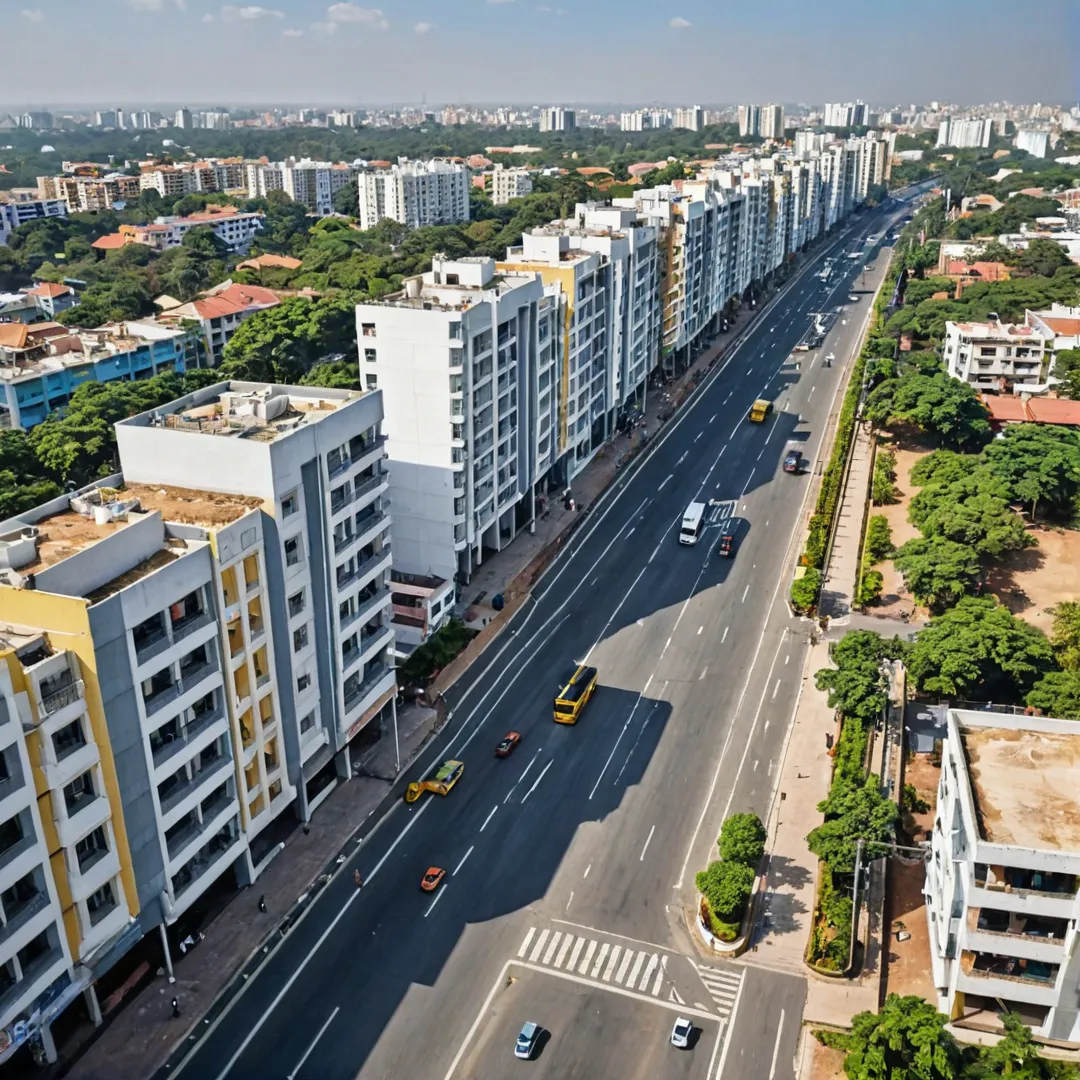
[516,927,671,999]
[695,963,744,1018]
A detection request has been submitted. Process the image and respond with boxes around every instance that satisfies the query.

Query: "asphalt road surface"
[173,199,913,1080]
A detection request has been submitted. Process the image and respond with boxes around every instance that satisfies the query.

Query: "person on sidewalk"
[257,895,267,913]
[354,869,364,888]
[171,997,180,1019]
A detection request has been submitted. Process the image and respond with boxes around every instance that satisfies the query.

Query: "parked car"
[671,1017,694,1049]
[515,1021,540,1059]
[783,450,801,474]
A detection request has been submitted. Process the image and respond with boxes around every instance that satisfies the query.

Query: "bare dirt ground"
[806,1039,847,1080]
[865,431,933,619]
[882,752,939,1004]
[864,431,1080,635]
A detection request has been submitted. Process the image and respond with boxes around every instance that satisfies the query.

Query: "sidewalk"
[57,300,772,1080]
[818,422,874,621]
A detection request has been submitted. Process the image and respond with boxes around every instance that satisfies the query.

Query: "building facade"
[0,197,67,247]
[490,166,533,205]
[943,318,1051,393]
[926,708,1080,1044]
[357,160,471,231]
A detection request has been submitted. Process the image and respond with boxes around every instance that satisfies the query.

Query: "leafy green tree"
[864,516,894,564]
[695,860,755,921]
[180,225,229,259]
[331,180,358,216]
[815,631,892,723]
[892,536,981,611]
[0,431,61,519]
[299,361,361,390]
[1026,671,1080,720]
[807,778,898,872]
[717,813,767,866]
[789,568,821,614]
[819,994,964,1080]
[1049,602,1080,672]
[909,449,972,488]
[864,373,990,449]
[907,596,1055,700]
[966,1012,1066,1078]
[981,424,1080,519]
[1015,238,1072,279]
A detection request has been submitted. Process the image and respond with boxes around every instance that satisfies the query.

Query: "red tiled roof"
[92,232,132,250]
[191,283,280,319]
[1042,317,1080,335]
[944,259,1010,281]
[236,254,302,271]
[0,324,29,349]
[981,395,1080,427]
[25,282,73,298]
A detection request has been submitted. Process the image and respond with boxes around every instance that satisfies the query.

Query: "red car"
[421,867,446,892]
[495,731,521,758]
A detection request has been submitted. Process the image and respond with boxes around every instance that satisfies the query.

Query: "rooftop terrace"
[962,723,1080,852]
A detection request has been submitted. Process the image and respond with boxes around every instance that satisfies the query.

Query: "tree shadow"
[985,545,1047,615]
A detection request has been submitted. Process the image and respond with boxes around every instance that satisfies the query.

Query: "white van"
[679,502,706,546]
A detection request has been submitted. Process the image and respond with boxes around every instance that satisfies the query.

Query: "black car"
[783,451,801,474]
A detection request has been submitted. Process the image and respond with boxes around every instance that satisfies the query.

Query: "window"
[364,348,376,363]
[53,720,85,761]
[63,770,95,814]
[300,711,316,735]
[361,322,375,337]
[87,882,116,926]
[281,491,299,518]
[293,624,309,653]
[365,374,377,390]
[288,591,305,618]
[284,537,302,567]
[76,826,108,872]
[297,672,312,693]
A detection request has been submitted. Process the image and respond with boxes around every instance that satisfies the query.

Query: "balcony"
[0,891,50,949]
[352,471,386,505]
[334,530,357,556]
[343,664,391,715]
[359,622,391,657]
[340,586,391,633]
[159,755,231,817]
[40,678,83,718]
[960,950,1061,999]
[172,823,240,901]
[171,609,213,644]
[166,792,233,864]
[151,705,226,768]
[133,624,171,665]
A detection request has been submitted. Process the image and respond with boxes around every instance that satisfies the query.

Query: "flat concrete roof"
[18,483,262,574]
[962,725,1080,851]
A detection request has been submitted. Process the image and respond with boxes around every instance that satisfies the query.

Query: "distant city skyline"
[6,0,1077,105]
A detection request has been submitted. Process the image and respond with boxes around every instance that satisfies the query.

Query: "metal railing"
[40,679,82,717]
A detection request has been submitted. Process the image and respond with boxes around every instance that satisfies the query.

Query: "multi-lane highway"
[173,200,910,1080]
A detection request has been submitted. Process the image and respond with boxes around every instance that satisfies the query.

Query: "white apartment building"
[823,101,869,128]
[1016,130,1050,158]
[115,385,397,820]
[737,105,761,138]
[557,203,661,416]
[0,196,66,247]
[357,159,471,231]
[389,571,456,663]
[243,160,352,216]
[356,257,552,582]
[926,708,1080,1044]
[490,165,533,205]
[794,130,828,158]
[760,104,785,140]
[674,106,704,132]
[943,318,1051,393]
[937,117,993,149]
[37,175,141,214]
[539,107,576,133]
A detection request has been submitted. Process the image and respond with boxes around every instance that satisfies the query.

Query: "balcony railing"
[40,679,81,717]
[172,610,212,644]
[341,587,391,633]
[159,756,229,815]
[152,705,226,768]
[343,664,391,713]
[0,891,49,948]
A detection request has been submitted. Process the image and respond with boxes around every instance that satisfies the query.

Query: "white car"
[671,1017,693,1049]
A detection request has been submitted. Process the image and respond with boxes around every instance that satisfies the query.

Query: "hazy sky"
[5,0,1079,107]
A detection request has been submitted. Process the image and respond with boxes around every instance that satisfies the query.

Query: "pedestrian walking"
[171,996,180,1019]
[257,895,266,913]
[354,869,363,888]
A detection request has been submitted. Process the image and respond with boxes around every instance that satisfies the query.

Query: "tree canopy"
[864,372,990,449]
[981,424,1080,519]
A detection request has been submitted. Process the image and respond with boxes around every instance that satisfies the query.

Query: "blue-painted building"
[0,320,204,430]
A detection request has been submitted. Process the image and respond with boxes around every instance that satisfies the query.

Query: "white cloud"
[219,5,284,21]
[535,5,564,12]
[488,0,514,5]
[669,15,691,27]
[282,26,304,35]
[127,0,166,9]
[413,20,432,33]
[327,2,386,24]
[20,8,45,21]
[173,0,186,9]
[310,19,337,32]
[201,10,214,18]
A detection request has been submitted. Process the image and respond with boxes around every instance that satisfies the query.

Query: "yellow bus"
[554,665,599,724]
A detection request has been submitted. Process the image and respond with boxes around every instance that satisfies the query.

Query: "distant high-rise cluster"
[356,159,471,230]
[738,104,785,139]
[936,116,993,149]
[823,101,870,128]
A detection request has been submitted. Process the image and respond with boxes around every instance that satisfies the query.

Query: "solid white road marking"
[698,625,704,635]
[771,678,781,700]
[555,933,573,967]
[658,474,673,491]
[564,891,573,913]
[651,963,665,997]
[676,451,688,465]
[709,414,717,423]
[591,943,611,978]
[583,863,591,879]
[640,954,660,993]
[699,666,708,680]
[543,931,562,965]
[740,470,755,496]
[695,431,703,442]
[518,928,536,958]
[579,940,598,974]
[769,1010,786,1079]
[721,626,729,643]
[627,951,647,989]
[604,945,622,981]
[423,885,448,918]
[287,1006,339,1080]
[479,805,498,832]
[453,846,474,875]
[741,585,750,603]
[210,798,432,1080]
[616,949,633,983]
[521,758,553,803]
[529,929,550,963]
[568,936,586,971]
[505,748,543,803]
[640,825,656,861]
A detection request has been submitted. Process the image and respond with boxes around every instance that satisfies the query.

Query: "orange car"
[421,867,446,892]
[495,731,521,758]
